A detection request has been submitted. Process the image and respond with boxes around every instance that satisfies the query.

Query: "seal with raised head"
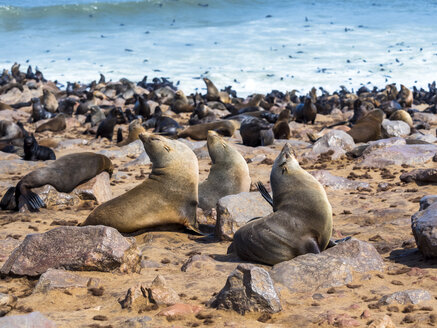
[199,131,250,211]
[35,114,67,133]
[203,78,231,103]
[272,109,291,139]
[117,119,146,146]
[294,97,317,124]
[23,134,56,161]
[398,84,413,108]
[229,143,333,265]
[347,109,384,143]
[1,152,113,212]
[172,90,195,113]
[82,133,200,233]
[177,120,237,140]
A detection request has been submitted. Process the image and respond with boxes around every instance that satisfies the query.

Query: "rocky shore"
[0,63,436,327]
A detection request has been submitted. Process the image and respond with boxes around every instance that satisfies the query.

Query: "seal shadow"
[389,248,437,269]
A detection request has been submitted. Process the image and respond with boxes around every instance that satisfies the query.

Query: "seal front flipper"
[256,181,273,207]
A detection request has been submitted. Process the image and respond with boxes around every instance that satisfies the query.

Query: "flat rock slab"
[122,152,151,168]
[209,263,281,314]
[310,170,370,190]
[411,201,437,258]
[215,192,272,241]
[414,112,437,124]
[270,239,384,293]
[0,159,43,175]
[98,139,144,159]
[400,169,437,184]
[34,268,99,293]
[0,311,56,328]
[378,289,432,305]
[358,144,437,168]
[0,225,141,277]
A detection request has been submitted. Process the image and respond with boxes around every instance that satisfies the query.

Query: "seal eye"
[164,145,171,152]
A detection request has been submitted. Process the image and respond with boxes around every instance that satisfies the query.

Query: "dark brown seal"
[347,109,384,143]
[35,115,67,133]
[273,109,291,139]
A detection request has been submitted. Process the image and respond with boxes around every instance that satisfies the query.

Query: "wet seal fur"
[82,133,200,233]
[199,131,250,211]
[229,143,333,265]
[177,120,237,140]
[347,109,384,143]
[1,152,113,212]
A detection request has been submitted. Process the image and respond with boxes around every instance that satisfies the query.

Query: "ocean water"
[0,0,437,96]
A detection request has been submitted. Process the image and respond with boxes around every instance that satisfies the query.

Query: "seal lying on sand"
[177,120,237,140]
[199,131,250,211]
[82,133,200,233]
[0,152,113,212]
[229,143,333,265]
[35,114,67,133]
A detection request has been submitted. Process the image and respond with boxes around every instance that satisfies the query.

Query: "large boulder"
[411,201,437,258]
[0,226,141,277]
[215,192,272,241]
[381,119,410,138]
[208,264,281,314]
[312,130,355,159]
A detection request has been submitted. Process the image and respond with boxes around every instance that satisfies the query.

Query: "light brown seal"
[203,78,231,103]
[82,133,200,233]
[272,109,291,139]
[389,109,413,127]
[35,114,67,133]
[117,119,145,146]
[5,152,113,212]
[177,120,237,140]
[172,90,195,113]
[42,89,59,113]
[398,84,413,108]
[347,109,384,143]
[229,143,333,265]
[199,131,250,211]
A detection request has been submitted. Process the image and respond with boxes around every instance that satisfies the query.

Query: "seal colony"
[0,63,436,327]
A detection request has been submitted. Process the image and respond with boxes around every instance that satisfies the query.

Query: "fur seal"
[0,120,23,140]
[294,97,317,124]
[35,115,67,133]
[42,89,59,113]
[347,109,384,143]
[96,107,123,141]
[30,98,55,123]
[172,90,195,113]
[143,107,181,136]
[240,117,273,147]
[272,109,291,139]
[1,152,113,212]
[82,133,199,233]
[199,131,250,211]
[133,94,151,119]
[203,78,231,103]
[23,134,56,161]
[398,84,413,108]
[117,119,145,146]
[229,143,333,265]
[177,120,237,140]
[189,103,217,125]
[389,109,413,127]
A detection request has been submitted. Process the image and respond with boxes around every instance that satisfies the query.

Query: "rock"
[365,137,406,152]
[122,152,151,168]
[208,263,281,315]
[248,154,266,164]
[310,170,370,190]
[0,293,17,316]
[381,119,411,138]
[312,130,355,159]
[55,139,88,150]
[177,139,206,151]
[368,315,396,328]
[411,202,437,258]
[358,144,437,168]
[0,159,42,175]
[378,289,432,305]
[400,169,437,184]
[98,139,144,159]
[420,195,437,211]
[0,226,141,277]
[25,172,112,210]
[157,303,203,317]
[0,312,56,328]
[0,238,21,262]
[34,268,100,294]
[181,255,216,272]
[122,316,152,328]
[144,275,180,306]
[407,133,437,144]
[270,239,383,293]
[215,192,272,241]
[414,112,437,124]
[0,152,21,161]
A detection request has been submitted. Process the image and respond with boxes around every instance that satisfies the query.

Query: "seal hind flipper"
[302,238,321,254]
[20,190,46,212]
[256,181,273,207]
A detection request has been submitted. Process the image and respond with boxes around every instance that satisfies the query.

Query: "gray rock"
[420,195,437,211]
[411,202,437,258]
[34,268,99,293]
[0,293,17,316]
[359,144,437,168]
[378,289,432,305]
[365,137,406,153]
[400,169,437,184]
[215,192,272,240]
[144,275,180,306]
[56,139,88,150]
[122,316,152,328]
[0,312,56,328]
[407,133,437,144]
[181,254,216,272]
[312,130,355,159]
[0,238,21,263]
[98,139,144,159]
[310,170,370,190]
[271,239,384,293]
[382,119,411,138]
[0,159,42,175]
[122,152,151,168]
[0,226,141,277]
[414,112,437,124]
[248,154,266,164]
[208,263,281,314]
[177,139,206,151]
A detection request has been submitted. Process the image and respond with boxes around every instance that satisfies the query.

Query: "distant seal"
[199,131,250,211]
[133,94,151,119]
[23,134,56,161]
[96,107,123,141]
[203,78,231,103]
[229,143,333,265]
[143,107,181,136]
[2,152,113,212]
[42,89,58,113]
[389,109,413,127]
[0,120,23,140]
[177,120,237,140]
[350,99,368,124]
[294,97,317,124]
[240,117,273,147]
[30,98,55,123]
[347,109,384,143]
[82,133,200,233]
[189,103,217,125]
[272,109,291,139]
[35,114,67,133]
[398,84,413,108]
[117,119,145,146]
[172,90,195,113]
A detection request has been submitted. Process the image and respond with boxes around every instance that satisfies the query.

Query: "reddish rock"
[157,303,203,317]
